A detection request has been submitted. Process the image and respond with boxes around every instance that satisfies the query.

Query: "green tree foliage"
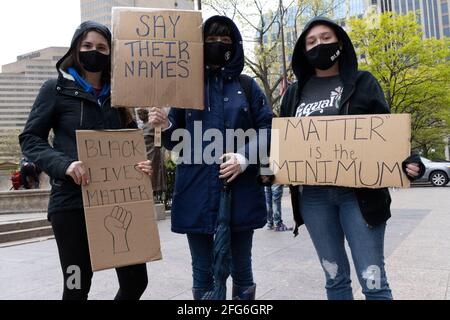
[203,0,340,113]
[349,12,450,158]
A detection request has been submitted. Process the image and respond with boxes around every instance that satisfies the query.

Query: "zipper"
[207,77,211,112]
[101,96,111,110]
[80,101,84,127]
[100,96,111,128]
[340,86,355,115]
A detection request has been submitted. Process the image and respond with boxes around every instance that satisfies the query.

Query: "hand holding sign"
[104,206,132,254]
[149,107,170,147]
[66,161,90,186]
[406,163,421,178]
[136,159,153,176]
[149,107,169,128]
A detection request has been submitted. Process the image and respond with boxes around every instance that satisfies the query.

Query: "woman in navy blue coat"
[150,16,272,300]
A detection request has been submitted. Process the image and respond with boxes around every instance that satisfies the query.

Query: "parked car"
[413,157,450,187]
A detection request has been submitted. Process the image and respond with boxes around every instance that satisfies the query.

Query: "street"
[0,186,449,300]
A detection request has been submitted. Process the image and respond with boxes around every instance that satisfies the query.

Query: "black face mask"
[79,50,110,73]
[305,42,341,70]
[204,42,234,67]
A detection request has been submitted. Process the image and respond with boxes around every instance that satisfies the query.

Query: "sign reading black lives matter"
[270,114,411,188]
[111,7,204,109]
[76,130,162,272]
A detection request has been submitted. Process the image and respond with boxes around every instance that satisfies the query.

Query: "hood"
[56,21,112,74]
[292,17,358,86]
[203,15,244,78]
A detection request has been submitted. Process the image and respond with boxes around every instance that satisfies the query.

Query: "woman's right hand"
[65,161,89,186]
[149,107,169,130]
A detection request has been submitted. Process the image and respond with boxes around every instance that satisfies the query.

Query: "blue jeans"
[300,186,393,300]
[187,230,254,290]
[265,184,284,226]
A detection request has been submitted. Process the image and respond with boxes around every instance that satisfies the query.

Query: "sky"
[0,0,81,69]
[0,0,217,71]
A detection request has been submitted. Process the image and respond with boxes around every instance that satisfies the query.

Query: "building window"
[444,27,450,36]
[443,15,449,25]
[401,0,407,13]
[442,2,449,14]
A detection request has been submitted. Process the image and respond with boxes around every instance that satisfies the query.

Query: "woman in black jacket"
[19,21,152,300]
[280,17,424,300]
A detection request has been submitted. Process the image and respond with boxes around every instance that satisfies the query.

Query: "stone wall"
[0,190,50,214]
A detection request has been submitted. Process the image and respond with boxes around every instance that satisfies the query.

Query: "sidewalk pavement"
[0,186,449,300]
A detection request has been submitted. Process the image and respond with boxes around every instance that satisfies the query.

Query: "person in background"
[264,184,292,231]
[137,108,167,198]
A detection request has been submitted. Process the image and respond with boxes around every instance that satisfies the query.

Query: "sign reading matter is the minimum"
[270,114,411,188]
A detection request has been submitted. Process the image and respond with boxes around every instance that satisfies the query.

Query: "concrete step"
[0,226,54,244]
[0,235,54,248]
[0,218,50,233]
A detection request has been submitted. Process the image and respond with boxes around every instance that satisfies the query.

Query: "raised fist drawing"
[104,206,132,254]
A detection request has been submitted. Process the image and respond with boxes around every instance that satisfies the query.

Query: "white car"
[413,157,450,187]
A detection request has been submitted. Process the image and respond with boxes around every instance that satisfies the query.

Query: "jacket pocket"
[51,178,63,187]
[173,165,191,195]
[173,164,207,196]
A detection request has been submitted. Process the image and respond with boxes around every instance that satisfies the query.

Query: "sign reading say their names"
[270,114,411,188]
[111,7,204,109]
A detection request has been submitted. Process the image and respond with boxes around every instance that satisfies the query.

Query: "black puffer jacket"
[19,22,132,219]
[281,17,425,235]
[19,73,130,218]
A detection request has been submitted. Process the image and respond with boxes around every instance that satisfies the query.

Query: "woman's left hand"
[137,160,153,177]
[219,154,242,183]
[406,163,420,178]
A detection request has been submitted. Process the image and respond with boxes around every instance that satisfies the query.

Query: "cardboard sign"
[76,129,162,271]
[270,114,411,188]
[111,7,204,109]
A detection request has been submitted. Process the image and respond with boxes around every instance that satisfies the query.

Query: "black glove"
[402,154,426,181]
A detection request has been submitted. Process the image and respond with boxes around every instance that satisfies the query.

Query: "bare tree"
[203,0,340,112]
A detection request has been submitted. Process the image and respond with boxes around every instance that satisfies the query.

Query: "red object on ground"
[10,171,21,190]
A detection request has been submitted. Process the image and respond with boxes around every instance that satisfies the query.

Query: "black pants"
[50,211,148,300]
